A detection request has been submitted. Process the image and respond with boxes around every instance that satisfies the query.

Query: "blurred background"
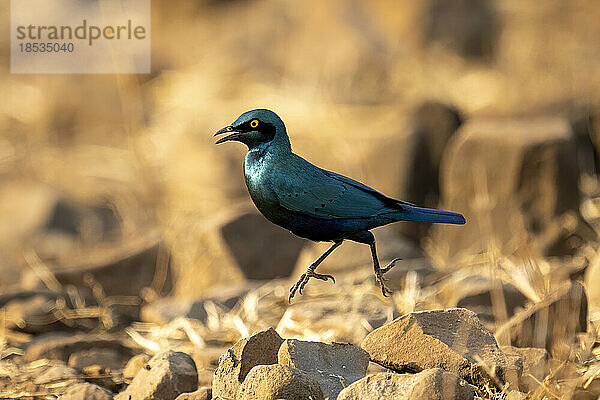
[2,0,600,397]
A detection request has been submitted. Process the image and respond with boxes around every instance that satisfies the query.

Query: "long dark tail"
[391,205,466,225]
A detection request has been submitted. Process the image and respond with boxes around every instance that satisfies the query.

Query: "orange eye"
[250,119,259,129]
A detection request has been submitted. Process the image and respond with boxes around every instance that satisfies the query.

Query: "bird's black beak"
[214,125,241,144]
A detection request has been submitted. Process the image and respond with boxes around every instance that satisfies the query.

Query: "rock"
[277,339,369,400]
[53,236,172,310]
[45,198,121,242]
[432,117,584,260]
[337,369,477,400]
[68,348,129,371]
[495,281,588,354]
[445,277,529,327]
[501,346,549,393]
[424,0,499,59]
[504,390,527,400]
[361,308,517,387]
[34,364,78,385]
[174,387,211,400]
[60,382,114,400]
[236,364,324,400]
[220,211,308,279]
[585,258,600,312]
[24,334,136,363]
[212,327,284,399]
[115,351,198,400]
[123,354,152,380]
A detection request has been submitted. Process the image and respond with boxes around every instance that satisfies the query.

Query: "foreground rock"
[212,327,284,399]
[361,308,517,386]
[495,281,587,354]
[60,382,114,400]
[237,364,324,400]
[337,369,477,400]
[278,339,369,400]
[115,351,197,400]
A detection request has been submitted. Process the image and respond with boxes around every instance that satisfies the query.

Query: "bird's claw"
[380,257,402,274]
[289,271,335,302]
[374,258,399,297]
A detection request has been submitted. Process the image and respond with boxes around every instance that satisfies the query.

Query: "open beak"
[214,125,241,144]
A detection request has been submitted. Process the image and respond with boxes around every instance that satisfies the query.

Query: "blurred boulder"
[337,369,477,400]
[34,363,78,385]
[277,339,369,400]
[212,327,284,399]
[115,351,198,400]
[425,0,499,60]
[584,258,600,312]
[236,364,324,400]
[501,346,549,393]
[495,281,588,355]
[361,308,519,387]
[45,198,121,242]
[441,277,529,328]
[220,211,307,280]
[68,347,130,371]
[364,102,462,244]
[60,382,114,400]
[24,333,137,363]
[171,210,306,298]
[432,118,586,260]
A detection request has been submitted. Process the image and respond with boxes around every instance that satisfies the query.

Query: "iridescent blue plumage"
[215,109,465,301]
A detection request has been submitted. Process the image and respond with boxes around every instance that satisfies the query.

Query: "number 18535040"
[19,42,74,52]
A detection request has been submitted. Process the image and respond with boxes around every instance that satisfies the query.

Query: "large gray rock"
[361,308,518,387]
[432,118,585,260]
[495,281,587,354]
[236,364,324,400]
[212,327,284,399]
[115,351,197,400]
[277,339,369,400]
[337,369,477,400]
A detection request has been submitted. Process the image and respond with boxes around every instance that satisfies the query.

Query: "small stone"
[504,390,527,400]
[236,364,324,400]
[174,387,211,400]
[337,369,477,400]
[60,382,114,400]
[277,339,369,400]
[212,327,284,399]
[361,308,517,387]
[123,354,152,379]
[115,351,197,400]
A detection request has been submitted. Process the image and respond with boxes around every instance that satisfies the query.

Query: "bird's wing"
[268,155,405,219]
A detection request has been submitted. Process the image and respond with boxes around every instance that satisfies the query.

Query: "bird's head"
[214,109,290,150]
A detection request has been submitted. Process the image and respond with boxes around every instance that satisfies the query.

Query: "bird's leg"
[369,241,396,297]
[289,240,343,302]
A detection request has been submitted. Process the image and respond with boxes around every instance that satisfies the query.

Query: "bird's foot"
[380,257,402,274]
[374,258,400,297]
[374,269,393,297]
[289,271,335,302]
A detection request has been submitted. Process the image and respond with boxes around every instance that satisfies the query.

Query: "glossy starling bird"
[215,109,465,302]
